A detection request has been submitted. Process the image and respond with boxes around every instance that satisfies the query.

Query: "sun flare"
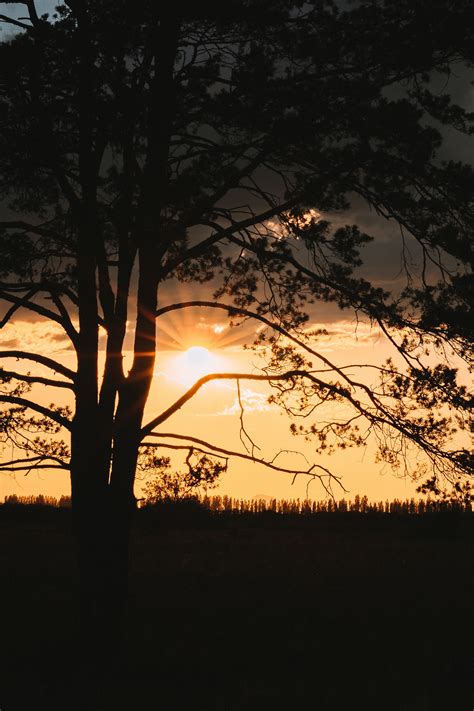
[184,346,213,377]
[162,345,231,387]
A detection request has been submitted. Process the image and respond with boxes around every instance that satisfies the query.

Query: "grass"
[0,506,472,710]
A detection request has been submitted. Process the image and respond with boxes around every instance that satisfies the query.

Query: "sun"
[162,345,231,387]
[184,346,214,378]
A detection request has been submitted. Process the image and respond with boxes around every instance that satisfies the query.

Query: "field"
[0,506,472,710]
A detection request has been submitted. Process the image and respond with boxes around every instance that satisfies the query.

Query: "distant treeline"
[3,493,472,514]
[3,494,71,508]
[197,494,472,515]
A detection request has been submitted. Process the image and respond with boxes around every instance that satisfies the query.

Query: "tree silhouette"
[0,0,472,665]
[139,450,225,502]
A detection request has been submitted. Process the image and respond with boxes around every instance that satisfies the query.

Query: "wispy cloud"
[304,320,383,352]
[213,388,273,416]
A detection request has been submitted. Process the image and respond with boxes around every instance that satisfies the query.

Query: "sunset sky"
[1,2,472,505]
[0,298,444,504]
[2,197,471,503]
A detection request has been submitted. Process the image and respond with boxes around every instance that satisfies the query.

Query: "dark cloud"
[0,337,19,348]
[49,332,68,342]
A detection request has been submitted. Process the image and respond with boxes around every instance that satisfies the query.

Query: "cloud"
[214,388,273,416]
[50,332,69,343]
[251,318,384,354]
[0,320,73,353]
[0,337,20,348]
[304,319,383,352]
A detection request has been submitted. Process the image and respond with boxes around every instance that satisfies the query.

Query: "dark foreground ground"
[0,507,472,711]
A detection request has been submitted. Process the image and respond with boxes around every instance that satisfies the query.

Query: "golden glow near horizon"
[2,312,467,504]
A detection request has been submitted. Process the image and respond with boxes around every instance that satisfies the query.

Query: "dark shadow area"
[0,505,472,710]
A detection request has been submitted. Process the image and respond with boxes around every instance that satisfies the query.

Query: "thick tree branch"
[0,281,79,305]
[0,395,71,430]
[162,198,299,276]
[0,464,67,472]
[141,433,344,490]
[0,351,76,381]
[25,0,39,26]
[141,370,333,436]
[0,288,79,346]
[0,455,70,471]
[0,14,31,30]
[141,367,457,472]
[0,369,74,390]
[177,144,270,226]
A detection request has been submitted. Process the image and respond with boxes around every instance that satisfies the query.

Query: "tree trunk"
[73,485,132,674]
[69,10,180,682]
[70,413,133,676]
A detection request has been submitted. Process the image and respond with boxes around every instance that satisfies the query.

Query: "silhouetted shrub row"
[196,494,472,515]
[5,492,469,514]
[3,494,72,508]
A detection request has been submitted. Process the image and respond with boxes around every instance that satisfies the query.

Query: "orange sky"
[1,310,449,504]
